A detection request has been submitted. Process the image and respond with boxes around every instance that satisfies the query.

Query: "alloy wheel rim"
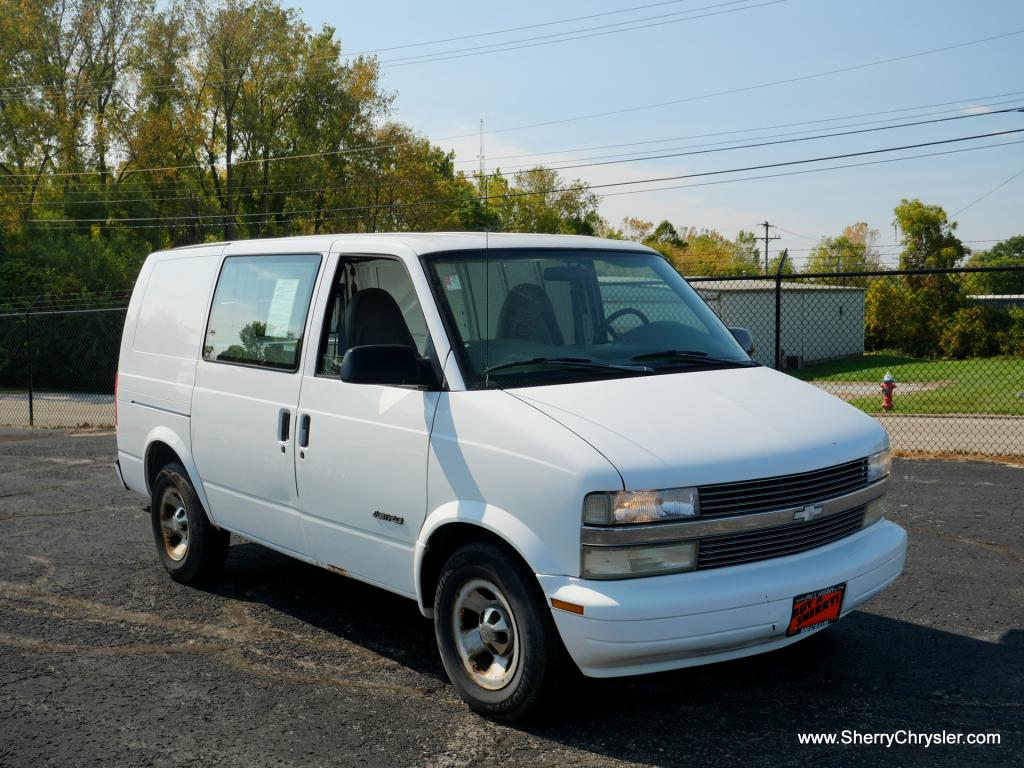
[159,488,190,562]
[452,577,519,691]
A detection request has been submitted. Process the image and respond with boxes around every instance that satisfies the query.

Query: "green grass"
[792,351,1024,415]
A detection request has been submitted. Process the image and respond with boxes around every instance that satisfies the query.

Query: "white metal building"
[694,280,866,368]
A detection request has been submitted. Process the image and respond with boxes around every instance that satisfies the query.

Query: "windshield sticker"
[444,274,462,291]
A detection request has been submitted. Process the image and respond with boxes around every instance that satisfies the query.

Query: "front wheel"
[150,462,229,584]
[434,542,571,721]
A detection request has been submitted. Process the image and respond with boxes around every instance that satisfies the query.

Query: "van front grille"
[698,459,869,518]
[696,506,866,570]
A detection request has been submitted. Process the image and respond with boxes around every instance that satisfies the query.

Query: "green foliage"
[610,219,763,276]
[803,222,881,286]
[858,202,1021,359]
[0,0,607,303]
[939,306,1005,359]
[893,198,968,271]
[767,251,795,275]
[999,306,1024,356]
[964,235,1024,294]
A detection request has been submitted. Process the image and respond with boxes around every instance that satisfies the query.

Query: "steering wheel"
[605,307,651,340]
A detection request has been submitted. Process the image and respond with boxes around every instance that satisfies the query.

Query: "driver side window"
[316,257,432,376]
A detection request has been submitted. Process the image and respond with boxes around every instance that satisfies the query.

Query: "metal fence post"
[774,250,787,370]
[25,307,34,426]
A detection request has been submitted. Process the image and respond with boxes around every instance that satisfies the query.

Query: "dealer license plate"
[786,583,846,637]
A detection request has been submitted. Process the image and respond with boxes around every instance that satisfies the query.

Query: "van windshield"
[426,249,754,389]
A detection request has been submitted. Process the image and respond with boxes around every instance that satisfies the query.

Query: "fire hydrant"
[880,372,896,411]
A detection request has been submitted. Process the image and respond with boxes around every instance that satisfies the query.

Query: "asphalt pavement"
[0,429,1021,767]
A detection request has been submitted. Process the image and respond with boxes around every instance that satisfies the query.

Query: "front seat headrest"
[496,283,565,346]
[344,288,416,350]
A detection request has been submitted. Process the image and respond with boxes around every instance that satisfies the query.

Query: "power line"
[4,96,1021,195]
[480,29,1024,136]
[378,0,780,67]
[5,98,1021,205]
[597,137,1024,200]
[773,226,819,241]
[2,0,705,92]
[494,105,1024,175]
[23,130,1023,225]
[0,0,773,100]
[344,0,708,56]
[5,87,1020,193]
[952,165,1024,216]
[473,90,1024,165]
[1,23,1019,178]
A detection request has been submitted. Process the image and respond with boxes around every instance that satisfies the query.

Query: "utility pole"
[759,220,781,274]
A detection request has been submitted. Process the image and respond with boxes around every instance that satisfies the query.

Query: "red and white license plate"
[786,583,846,637]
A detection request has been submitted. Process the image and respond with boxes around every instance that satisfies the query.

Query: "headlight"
[867,448,891,482]
[863,497,888,528]
[582,541,697,579]
[583,488,699,525]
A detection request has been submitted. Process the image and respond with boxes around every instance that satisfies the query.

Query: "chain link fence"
[2,266,1022,455]
[0,306,127,428]
[690,265,1024,457]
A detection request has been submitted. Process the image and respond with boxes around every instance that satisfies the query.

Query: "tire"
[150,462,229,584]
[434,541,571,722]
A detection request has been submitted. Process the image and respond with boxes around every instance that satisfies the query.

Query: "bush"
[939,306,1005,358]
[998,306,1024,356]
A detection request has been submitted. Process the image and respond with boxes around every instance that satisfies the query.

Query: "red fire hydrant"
[880,372,896,411]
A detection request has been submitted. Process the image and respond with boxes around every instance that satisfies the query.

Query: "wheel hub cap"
[159,489,190,562]
[452,578,519,691]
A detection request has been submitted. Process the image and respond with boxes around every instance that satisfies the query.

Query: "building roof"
[692,279,865,292]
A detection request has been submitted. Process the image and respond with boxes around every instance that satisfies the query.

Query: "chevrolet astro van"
[115,233,906,720]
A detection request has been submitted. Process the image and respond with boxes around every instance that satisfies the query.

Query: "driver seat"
[496,283,565,346]
[344,288,416,349]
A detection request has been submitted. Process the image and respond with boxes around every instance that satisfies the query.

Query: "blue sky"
[298,0,1024,265]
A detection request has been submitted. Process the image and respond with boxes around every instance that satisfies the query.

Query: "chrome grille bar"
[696,507,866,569]
[698,458,869,517]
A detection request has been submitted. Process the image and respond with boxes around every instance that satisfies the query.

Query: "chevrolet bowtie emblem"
[793,504,824,523]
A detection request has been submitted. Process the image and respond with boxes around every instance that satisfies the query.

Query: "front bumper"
[538,519,907,678]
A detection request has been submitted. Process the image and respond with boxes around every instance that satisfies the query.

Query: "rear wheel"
[434,541,571,721]
[150,462,229,584]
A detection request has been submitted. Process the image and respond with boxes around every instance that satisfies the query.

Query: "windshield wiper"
[484,356,652,384]
[631,349,758,367]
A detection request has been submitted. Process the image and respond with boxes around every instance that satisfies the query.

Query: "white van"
[115,233,905,720]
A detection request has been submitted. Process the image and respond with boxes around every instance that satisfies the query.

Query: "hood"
[508,366,887,490]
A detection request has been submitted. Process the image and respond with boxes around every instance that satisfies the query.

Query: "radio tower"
[478,119,487,214]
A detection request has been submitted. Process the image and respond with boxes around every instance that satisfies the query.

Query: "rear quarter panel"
[116,248,224,496]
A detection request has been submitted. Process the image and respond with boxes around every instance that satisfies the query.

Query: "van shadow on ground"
[208,541,1021,766]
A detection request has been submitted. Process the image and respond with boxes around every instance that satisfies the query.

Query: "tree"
[803,222,882,286]
[767,250,795,275]
[894,199,967,271]
[965,235,1024,294]
[619,216,653,243]
[490,167,603,235]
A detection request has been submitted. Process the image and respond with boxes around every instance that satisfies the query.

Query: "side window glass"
[317,257,432,376]
[203,254,321,371]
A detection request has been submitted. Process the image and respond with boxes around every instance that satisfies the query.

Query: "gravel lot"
[1,429,1021,767]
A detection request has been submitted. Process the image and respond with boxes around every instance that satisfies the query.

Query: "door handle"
[299,414,311,449]
[278,409,291,443]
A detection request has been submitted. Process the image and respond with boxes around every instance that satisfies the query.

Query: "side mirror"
[340,345,426,386]
[728,327,755,355]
